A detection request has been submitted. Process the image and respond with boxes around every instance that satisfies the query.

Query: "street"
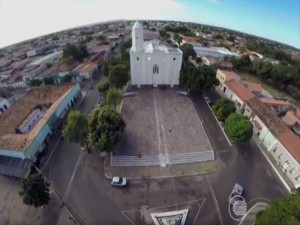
[42,75,286,225]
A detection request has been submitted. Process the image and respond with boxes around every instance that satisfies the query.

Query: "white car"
[111,177,127,187]
[228,183,244,204]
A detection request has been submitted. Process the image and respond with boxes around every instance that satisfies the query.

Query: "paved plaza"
[116,87,213,157]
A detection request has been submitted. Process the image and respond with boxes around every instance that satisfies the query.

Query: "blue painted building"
[0,83,81,177]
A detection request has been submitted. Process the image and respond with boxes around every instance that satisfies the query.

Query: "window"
[272,147,278,153]
[136,57,139,61]
[173,57,176,61]
[0,108,3,113]
[278,153,284,159]
[289,167,296,174]
[3,105,7,110]
[295,175,300,181]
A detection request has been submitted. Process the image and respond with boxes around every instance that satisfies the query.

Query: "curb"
[202,96,233,147]
[238,202,268,225]
[252,138,292,193]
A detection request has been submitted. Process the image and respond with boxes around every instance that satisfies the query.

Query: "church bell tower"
[131,21,144,51]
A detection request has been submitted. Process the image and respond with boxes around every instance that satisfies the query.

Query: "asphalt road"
[44,82,287,225]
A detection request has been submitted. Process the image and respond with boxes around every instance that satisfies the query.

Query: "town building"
[0,97,10,115]
[0,84,81,177]
[130,21,183,87]
[27,51,62,67]
[216,69,300,190]
[73,62,98,80]
[193,46,240,59]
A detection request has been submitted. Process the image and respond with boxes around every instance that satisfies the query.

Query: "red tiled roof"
[74,62,97,73]
[282,111,300,126]
[260,98,289,106]
[278,130,300,163]
[181,35,199,42]
[219,69,237,79]
[225,80,255,101]
[203,56,217,64]
[243,82,262,93]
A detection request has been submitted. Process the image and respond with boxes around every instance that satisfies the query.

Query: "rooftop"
[246,98,289,136]
[278,130,300,163]
[19,109,40,131]
[218,69,237,79]
[0,84,74,151]
[282,111,300,126]
[243,82,262,93]
[225,79,255,101]
[74,62,97,73]
[260,98,290,106]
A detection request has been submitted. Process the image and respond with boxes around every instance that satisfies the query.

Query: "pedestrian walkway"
[111,151,215,167]
[106,153,220,179]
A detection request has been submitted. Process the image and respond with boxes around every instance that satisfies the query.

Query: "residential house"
[73,62,98,80]
[22,65,48,82]
[0,84,81,177]
[282,110,300,136]
[203,56,218,66]
[244,98,300,190]
[0,97,10,115]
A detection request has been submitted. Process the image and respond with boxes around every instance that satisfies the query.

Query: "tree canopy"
[180,62,218,91]
[43,76,55,85]
[96,79,110,94]
[29,79,42,87]
[19,174,50,207]
[255,193,300,225]
[212,98,236,122]
[106,88,122,109]
[63,110,88,147]
[88,106,126,152]
[62,43,88,64]
[180,43,196,61]
[108,64,129,89]
[224,113,253,143]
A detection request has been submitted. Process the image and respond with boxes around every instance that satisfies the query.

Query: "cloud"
[0,0,187,48]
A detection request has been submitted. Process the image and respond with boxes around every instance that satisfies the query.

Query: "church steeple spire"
[132,21,144,51]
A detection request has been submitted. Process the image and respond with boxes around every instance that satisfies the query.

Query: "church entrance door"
[152,64,159,87]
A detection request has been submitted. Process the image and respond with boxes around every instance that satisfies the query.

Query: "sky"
[0,0,299,49]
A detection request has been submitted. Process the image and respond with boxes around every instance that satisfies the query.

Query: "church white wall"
[168,52,182,86]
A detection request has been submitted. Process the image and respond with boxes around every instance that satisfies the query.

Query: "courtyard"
[115,87,214,165]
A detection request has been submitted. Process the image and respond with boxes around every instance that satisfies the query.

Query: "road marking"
[193,198,205,225]
[153,89,164,167]
[247,197,271,206]
[171,178,178,209]
[42,136,62,171]
[63,153,82,203]
[120,211,136,225]
[206,174,224,225]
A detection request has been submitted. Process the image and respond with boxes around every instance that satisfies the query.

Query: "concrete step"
[111,155,161,166]
[168,151,214,165]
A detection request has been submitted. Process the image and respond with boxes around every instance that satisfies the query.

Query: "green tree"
[224,113,253,143]
[255,193,300,225]
[29,79,42,87]
[180,63,218,91]
[62,43,88,64]
[180,43,196,61]
[196,57,202,64]
[106,88,122,109]
[96,79,110,94]
[212,98,236,122]
[19,174,50,207]
[61,74,73,83]
[108,64,129,89]
[63,110,88,147]
[88,106,126,152]
[43,76,55,85]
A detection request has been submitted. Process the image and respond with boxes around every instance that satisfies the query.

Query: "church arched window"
[137,57,139,61]
[173,57,176,61]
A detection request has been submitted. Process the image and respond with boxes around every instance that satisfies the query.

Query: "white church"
[130,21,183,88]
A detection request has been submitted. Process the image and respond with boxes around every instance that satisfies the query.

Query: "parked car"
[111,176,127,187]
[228,183,243,203]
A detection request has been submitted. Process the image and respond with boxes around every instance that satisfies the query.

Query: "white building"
[0,97,10,115]
[130,21,183,88]
[194,46,240,59]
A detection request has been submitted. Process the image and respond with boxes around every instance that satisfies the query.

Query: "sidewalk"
[104,154,220,179]
[252,134,293,193]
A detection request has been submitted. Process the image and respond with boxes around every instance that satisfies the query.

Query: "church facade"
[130,21,183,88]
